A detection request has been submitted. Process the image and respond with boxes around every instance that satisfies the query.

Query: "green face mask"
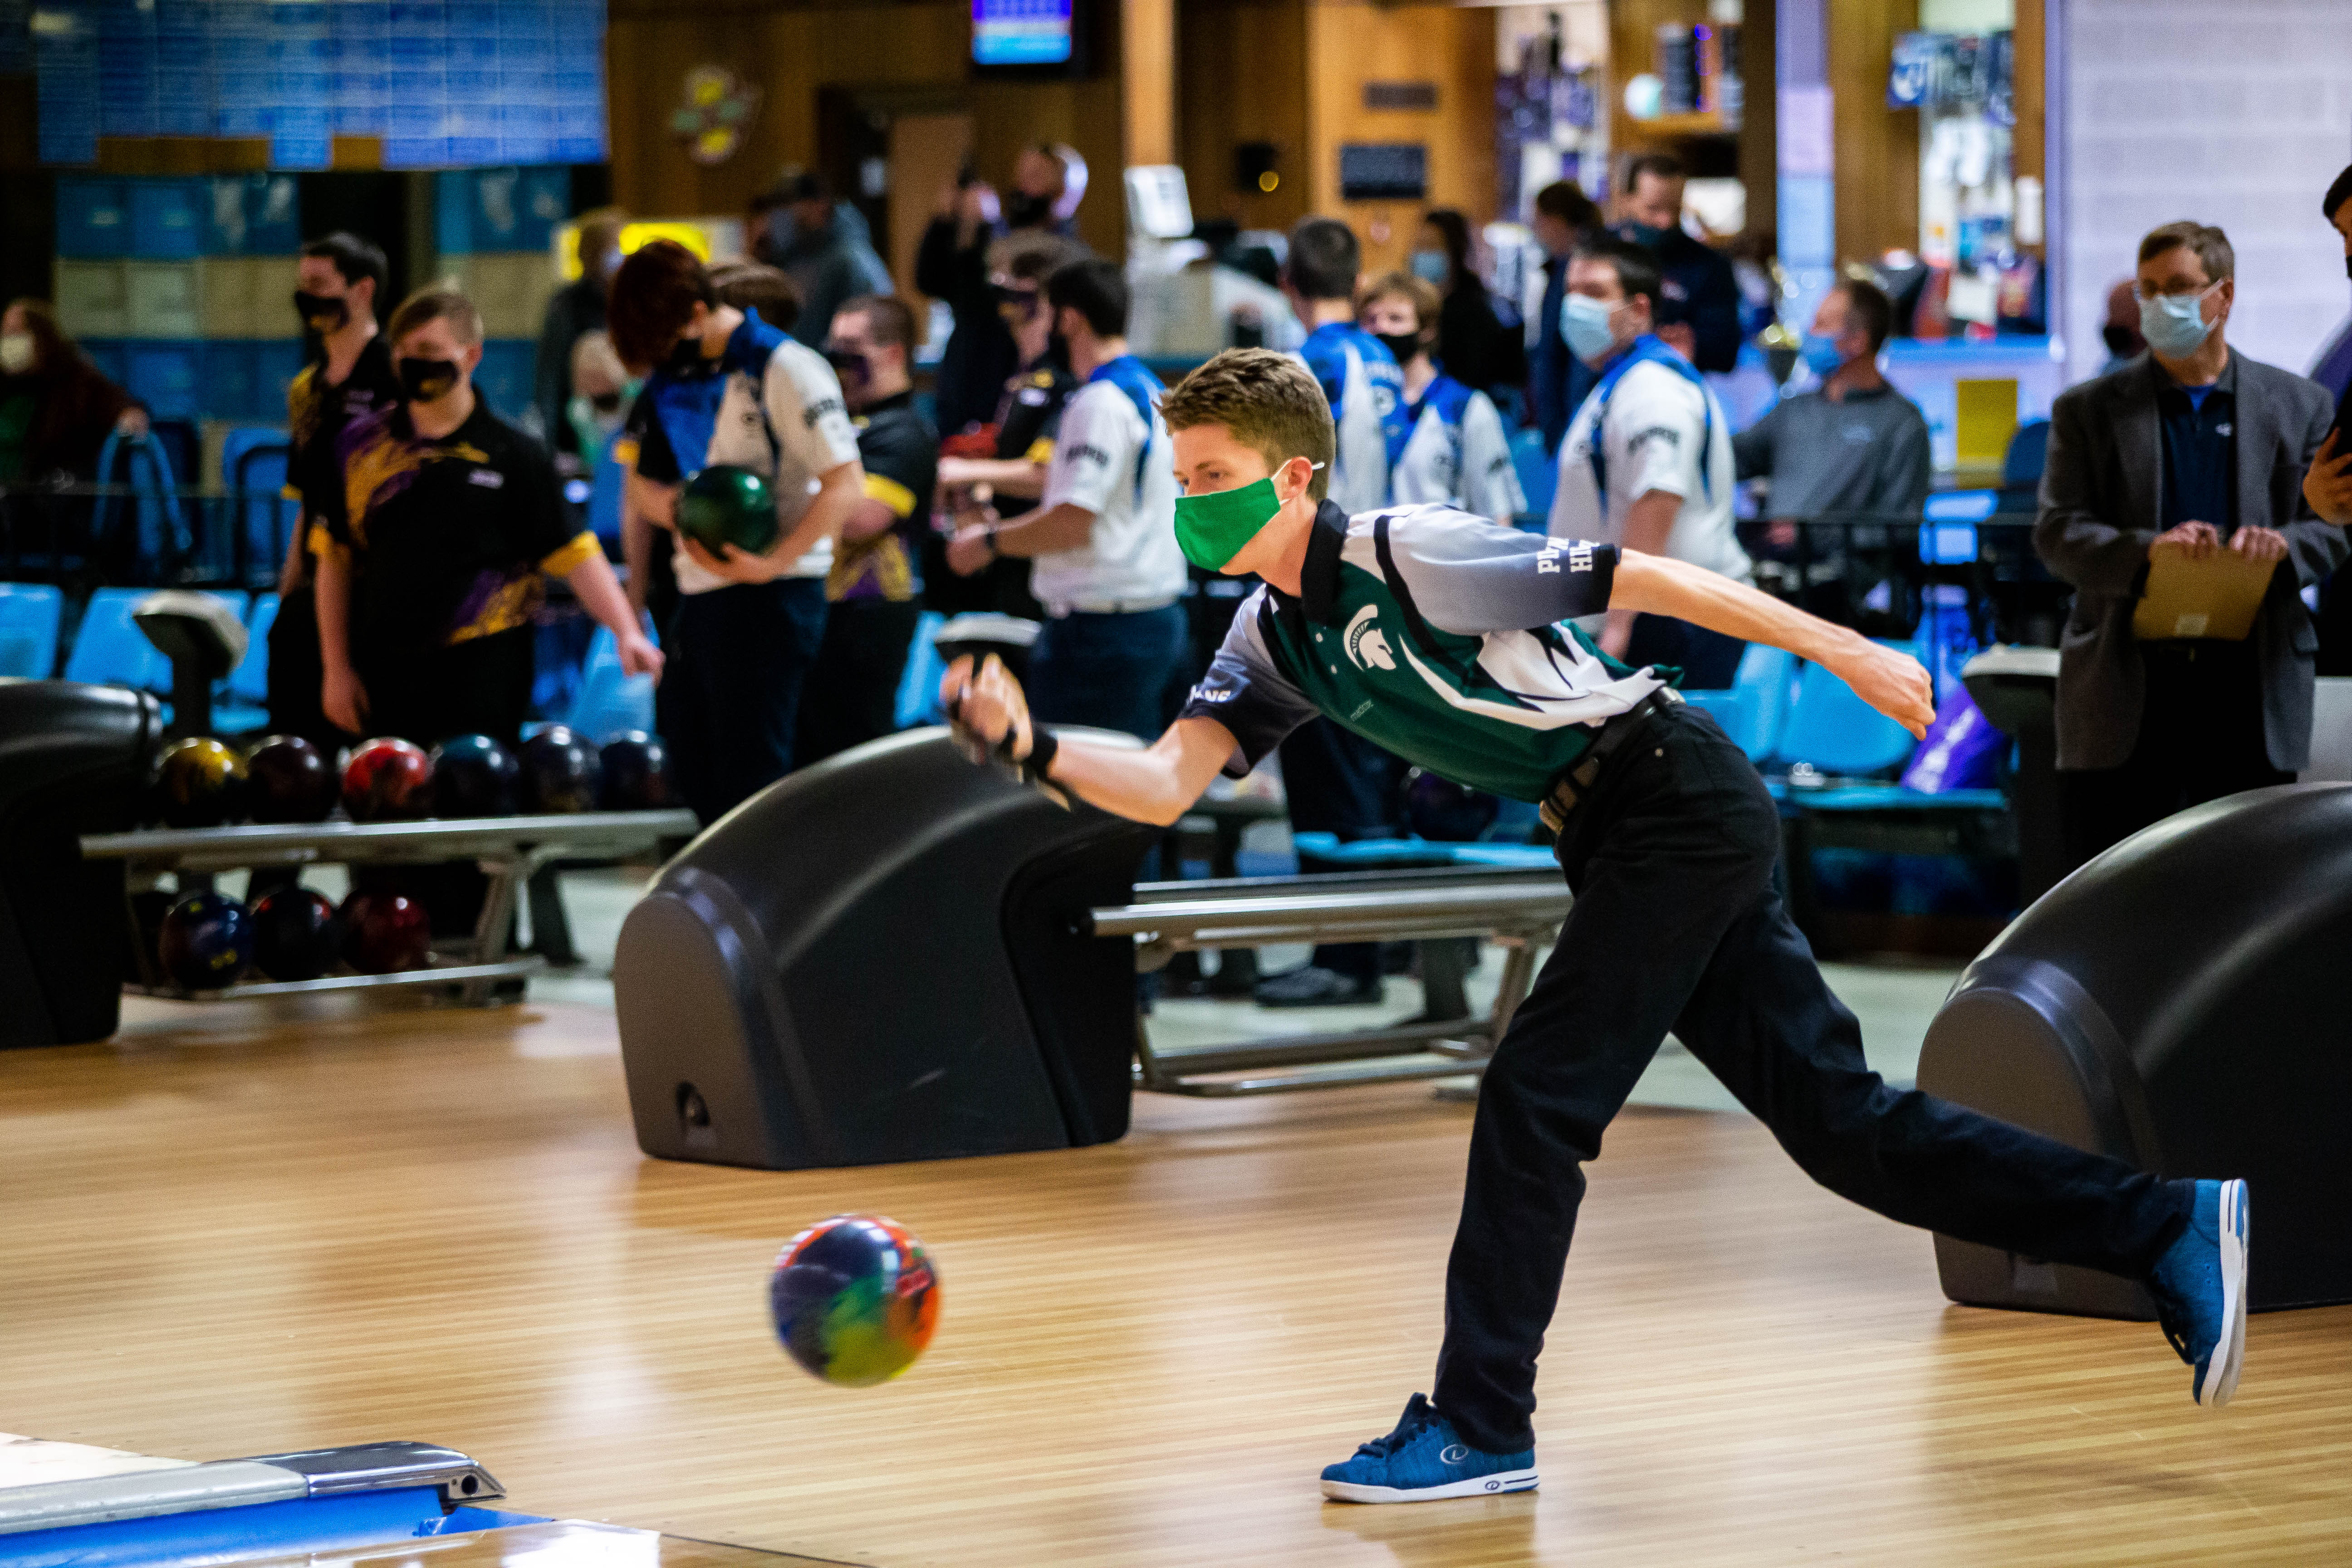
[1173,463,1320,571]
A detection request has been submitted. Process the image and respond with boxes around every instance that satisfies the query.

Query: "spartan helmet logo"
[1344,604,1395,671]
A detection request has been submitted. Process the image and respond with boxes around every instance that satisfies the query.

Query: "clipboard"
[2132,544,2276,642]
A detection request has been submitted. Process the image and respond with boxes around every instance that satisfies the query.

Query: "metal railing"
[0,482,303,592]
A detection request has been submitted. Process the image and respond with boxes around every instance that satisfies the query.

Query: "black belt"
[1538,688,1681,836]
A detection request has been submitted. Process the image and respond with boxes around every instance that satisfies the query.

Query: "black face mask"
[667,335,708,373]
[294,291,349,334]
[590,391,624,415]
[1004,191,1054,230]
[2344,253,2352,282]
[397,356,462,403]
[1375,331,1424,367]
[825,349,873,397]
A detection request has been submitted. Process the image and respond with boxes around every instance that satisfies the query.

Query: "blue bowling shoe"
[2148,1177,2250,1408]
[1319,1394,1538,1503]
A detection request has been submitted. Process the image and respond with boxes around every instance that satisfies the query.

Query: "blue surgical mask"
[1624,222,1670,250]
[1561,293,1621,365]
[1409,249,1449,285]
[2138,283,2218,358]
[1799,333,1847,379]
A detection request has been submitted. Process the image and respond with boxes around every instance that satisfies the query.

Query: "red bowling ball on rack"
[342,738,434,823]
[339,890,431,974]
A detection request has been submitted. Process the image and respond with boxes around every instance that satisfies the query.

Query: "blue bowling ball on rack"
[430,734,521,818]
[156,892,253,990]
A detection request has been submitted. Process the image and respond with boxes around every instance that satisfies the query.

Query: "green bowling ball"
[678,464,780,557]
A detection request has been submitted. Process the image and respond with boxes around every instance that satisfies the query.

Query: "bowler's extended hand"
[1835,638,1937,739]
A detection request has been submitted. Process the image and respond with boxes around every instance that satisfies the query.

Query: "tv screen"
[973,0,1073,67]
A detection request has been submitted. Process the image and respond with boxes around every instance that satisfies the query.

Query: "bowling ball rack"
[81,810,696,1005]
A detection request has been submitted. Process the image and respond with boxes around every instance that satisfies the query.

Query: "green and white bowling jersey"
[1180,500,1666,802]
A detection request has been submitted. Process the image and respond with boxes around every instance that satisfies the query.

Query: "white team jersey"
[1548,355,1747,583]
[1392,377,1529,524]
[674,336,862,594]
[1034,378,1187,607]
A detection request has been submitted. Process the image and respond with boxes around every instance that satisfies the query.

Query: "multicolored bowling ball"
[768,1214,941,1387]
[249,887,341,982]
[339,889,431,974]
[599,731,673,811]
[520,725,603,813]
[156,892,253,990]
[152,737,250,828]
[429,733,520,818]
[243,734,338,823]
[677,463,780,557]
[1403,766,1499,843]
[342,737,434,822]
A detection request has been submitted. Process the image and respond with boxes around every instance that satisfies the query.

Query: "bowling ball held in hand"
[678,464,780,558]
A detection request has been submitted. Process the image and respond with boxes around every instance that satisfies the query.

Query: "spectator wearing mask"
[945,258,1185,742]
[311,287,658,748]
[1360,271,1526,523]
[1549,237,1748,687]
[933,232,1080,619]
[764,171,895,350]
[1285,217,1406,516]
[1412,209,1519,397]
[611,241,866,826]
[917,145,1090,437]
[533,207,627,461]
[1274,217,1414,1008]
[1732,278,1931,623]
[0,299,144,486]
[796,295,941,764]
[273,232,402,748]
[1528,179,1606,456]
[564,330,636,475]
[1612,152,1743,374]
[2035,220,2346,869]
[621,261,803,641]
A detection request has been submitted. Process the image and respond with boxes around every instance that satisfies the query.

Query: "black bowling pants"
[1431,702,2192,1455]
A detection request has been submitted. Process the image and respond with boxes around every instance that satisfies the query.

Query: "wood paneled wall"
[1301,0,1497,279]
[606,0,1502,289]
[1827,0,1920,269]
[1175,0,1312,235]
[605,0,1127,262]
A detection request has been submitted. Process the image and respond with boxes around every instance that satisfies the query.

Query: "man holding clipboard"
[2036,220,2347,870]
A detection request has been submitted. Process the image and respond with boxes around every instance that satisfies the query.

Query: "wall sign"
[1362,82,1438,112]
[1338,143,1428,202]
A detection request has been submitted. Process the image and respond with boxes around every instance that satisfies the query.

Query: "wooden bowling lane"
[229,1521,862,1568]
[0,996,2347,1567]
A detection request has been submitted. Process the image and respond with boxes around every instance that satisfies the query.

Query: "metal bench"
[1086,866,1570,1097]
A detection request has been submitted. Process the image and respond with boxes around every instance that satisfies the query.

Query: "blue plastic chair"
[221,427,294,588]
[0,583,65,678]
[88,431,193,580]
[895,610,946,730]
[1771,641,1923,779]
[64,588,171,691]
[1682,644,1798,762]
[566,615,659,743]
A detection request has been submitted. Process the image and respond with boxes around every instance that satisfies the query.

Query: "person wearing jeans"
[946,257,1186,741]
[611,240,865,826]
[943,347,2253,1506]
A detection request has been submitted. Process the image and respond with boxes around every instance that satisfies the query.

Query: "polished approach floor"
[1,991,2346,1568]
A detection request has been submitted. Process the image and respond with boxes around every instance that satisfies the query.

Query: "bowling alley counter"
[81,810,697,1004]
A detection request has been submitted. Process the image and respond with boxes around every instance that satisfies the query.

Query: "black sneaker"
[1254,965,1382,1008]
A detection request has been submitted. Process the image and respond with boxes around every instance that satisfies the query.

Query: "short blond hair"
[1161,348,1336,502]
[1362,270,1440,333]
[387,286,483,348]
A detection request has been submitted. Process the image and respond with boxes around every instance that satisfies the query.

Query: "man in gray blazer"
[2035,220,2345,869]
